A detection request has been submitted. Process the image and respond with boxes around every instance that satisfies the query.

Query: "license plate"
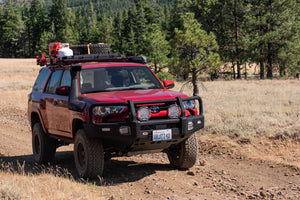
[152,129,172,141]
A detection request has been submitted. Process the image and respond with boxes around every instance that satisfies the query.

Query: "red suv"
[28,53,204,178]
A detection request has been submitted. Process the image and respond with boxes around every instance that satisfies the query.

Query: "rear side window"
[60,70,71,87]
[45,70,63,94]
[33,68,50,92]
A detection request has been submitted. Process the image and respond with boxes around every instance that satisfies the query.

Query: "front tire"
[167,133,198,169]
[32,122,56,164]
[74,129,104,179]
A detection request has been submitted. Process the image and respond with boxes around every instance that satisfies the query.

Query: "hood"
[81,89,188,103]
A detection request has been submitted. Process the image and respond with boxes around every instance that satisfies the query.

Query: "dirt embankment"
[0,59,299,200]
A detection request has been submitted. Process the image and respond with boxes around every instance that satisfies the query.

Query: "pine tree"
[49,0,69,42]
[162,1,171,31]
[246,0,298,79]
[0,0,25,57]
[85,0,98,43]
[168,0,190,40]
[25,0,47,56]
[97,13,113,44]
[36,30,54,54]
[147,24,170,73]
[190,0,249,79]
[74,8,88,43]
[171,13,220,96]
[121,4,137,56]
[111,10,124,53]
[134,0,149,55]
[277,1,300,77]
[21,3,30,57]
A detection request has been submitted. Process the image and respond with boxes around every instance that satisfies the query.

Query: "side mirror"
[163,80,175,89]
[56,86,70,96]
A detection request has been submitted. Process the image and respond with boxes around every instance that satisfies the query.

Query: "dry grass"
[0,164,110,200]
[0,59,39,90]
[175,79,300,169]
[175,80,300,139]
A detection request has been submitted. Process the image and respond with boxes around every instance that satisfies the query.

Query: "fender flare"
[30,106,48,135]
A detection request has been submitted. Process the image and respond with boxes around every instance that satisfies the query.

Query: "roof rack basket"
[36,42,147,66]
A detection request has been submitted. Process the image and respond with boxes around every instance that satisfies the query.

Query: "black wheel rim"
[77,143,86,168]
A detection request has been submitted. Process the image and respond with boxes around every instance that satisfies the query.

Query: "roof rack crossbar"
[56,53,127,65]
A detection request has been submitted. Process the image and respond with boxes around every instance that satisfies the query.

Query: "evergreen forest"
[0,0,299,80]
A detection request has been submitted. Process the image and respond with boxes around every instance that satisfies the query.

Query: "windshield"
[79,66,163,94]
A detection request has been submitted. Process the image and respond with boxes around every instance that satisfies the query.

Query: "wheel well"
[31,112,40,128]
[72,119,84,137]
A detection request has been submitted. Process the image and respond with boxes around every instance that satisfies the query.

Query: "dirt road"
[0,59,299,199]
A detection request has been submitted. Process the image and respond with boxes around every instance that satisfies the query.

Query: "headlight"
[93,106,126,117]
[137,107,151,121]
[183,100,196,109]
[168,104,180,119]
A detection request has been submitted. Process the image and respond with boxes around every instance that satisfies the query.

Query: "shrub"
[156,72,175,81]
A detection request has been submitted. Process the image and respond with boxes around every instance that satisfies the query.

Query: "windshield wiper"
[82,89,107,94]
[127,86,150,90]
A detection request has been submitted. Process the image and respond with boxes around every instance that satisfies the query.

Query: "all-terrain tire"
[74,129,104,179]
[167,133,198,169]
[32,122,56,164]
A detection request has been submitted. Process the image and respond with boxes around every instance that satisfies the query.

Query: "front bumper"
[83,96,204,153]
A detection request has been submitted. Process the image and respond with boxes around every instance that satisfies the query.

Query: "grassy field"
[175,79,300,139]
[0,59,300,199]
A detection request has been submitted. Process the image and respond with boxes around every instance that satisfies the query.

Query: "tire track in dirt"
[0,107,31,156]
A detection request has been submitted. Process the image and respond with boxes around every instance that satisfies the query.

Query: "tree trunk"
[234,0,241,79]
[259,8,264,80]
[183,72,189,81]
[266,64,273,79]
[266,43,273,79]
[260,62,264,79]
[260,55,264,79]
[192,68,199,96]
[279,65,285,77]
[244,63,247,79]
[232,62,236,79]
[237,61,241,79]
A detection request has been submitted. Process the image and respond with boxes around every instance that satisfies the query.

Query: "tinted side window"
[60,70,71,87]
[33,68,50,92]
[46,70,63,94]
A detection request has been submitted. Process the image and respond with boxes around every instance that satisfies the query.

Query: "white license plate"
[152,129,172,141]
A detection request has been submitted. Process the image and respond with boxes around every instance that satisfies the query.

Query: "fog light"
[137,107,150,121]
[168,104,180,119]
[188,121,193,131]
[119,126,131,135]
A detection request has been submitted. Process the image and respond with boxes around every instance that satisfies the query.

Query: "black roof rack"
[37,53,147,67]
[36,42,147,66]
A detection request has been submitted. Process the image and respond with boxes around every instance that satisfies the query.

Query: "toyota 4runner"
[28,43,204,178]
